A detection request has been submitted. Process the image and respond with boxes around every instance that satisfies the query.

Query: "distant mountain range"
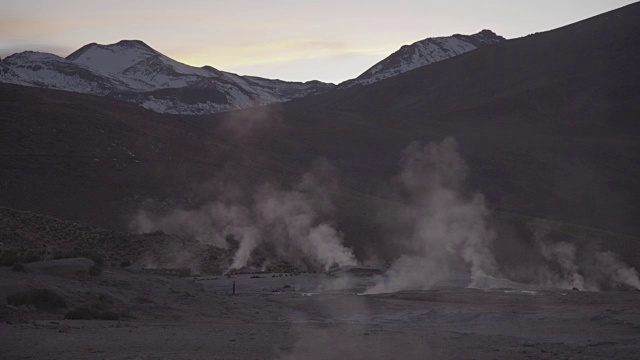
[0,31,504,115]
[0,40,333,115]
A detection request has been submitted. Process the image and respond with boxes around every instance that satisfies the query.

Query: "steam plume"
[528,228,640,291]
[219,103,283,139]
[591,251,640,289]
[366,137,497,294]
[131,159,356,272]
[537,239,587,290]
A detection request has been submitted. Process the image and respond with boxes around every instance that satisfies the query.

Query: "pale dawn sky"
[1,0,636,83]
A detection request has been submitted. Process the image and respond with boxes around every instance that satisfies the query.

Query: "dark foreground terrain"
[1,261,639,360]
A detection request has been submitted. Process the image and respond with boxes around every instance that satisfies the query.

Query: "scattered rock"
[124,263,144,273]
[58,324,70,333]
[6,305,21,312]
[25,258,95,279]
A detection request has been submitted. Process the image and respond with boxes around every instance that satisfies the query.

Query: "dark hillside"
[0,3,639,256]
[266,2,640,235]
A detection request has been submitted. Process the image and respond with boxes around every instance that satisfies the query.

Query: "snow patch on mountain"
[0,31,503,114]
[0,40,335,115]
[1,51,129,95]
[340,30,505,88]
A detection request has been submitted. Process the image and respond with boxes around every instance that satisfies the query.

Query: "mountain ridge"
[0,40,335,115]
[339,29,505,88]
[0,31,504,115]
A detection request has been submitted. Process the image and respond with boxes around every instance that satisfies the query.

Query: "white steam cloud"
[130,159,356,272]
[219,103,284,139]
[537,239,587,290]
[528,228,640,291]
[365,136,640,294]
[131,133,640,292]
[365,137,498,294]
[591,251,640,290]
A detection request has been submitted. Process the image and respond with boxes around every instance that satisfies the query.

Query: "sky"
[1,0,637,83]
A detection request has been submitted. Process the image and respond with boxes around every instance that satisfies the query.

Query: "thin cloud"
[219,51,391,83]
[0,17,71,38]
[174,40,392,69]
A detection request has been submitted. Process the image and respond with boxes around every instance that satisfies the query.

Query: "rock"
[124,263,144,273]
[25,258,95,279]
[1,305,24,324]
[58,324,70,333]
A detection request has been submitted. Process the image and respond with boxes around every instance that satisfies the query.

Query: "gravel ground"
[1,262,639,359]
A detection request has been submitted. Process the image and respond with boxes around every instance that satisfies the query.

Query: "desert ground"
[1,260,639,360]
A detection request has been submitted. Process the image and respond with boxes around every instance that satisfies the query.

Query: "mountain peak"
[339,30,505,88]
[67,40,157,61]
[478,29,499,36]
[465,29,506,44]
[3,51,65,65]
[65,39,161,75]
[113,39,155,51]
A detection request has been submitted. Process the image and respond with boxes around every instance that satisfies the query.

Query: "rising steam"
[131,133,639,291]
[526,228,640,291]
[365,137,498,294]
[365,137,640,293]
[130,159,356,272]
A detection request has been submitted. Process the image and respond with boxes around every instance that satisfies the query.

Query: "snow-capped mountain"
[339,30,505,88]
[0,40,335,115]
[0,32,504,114]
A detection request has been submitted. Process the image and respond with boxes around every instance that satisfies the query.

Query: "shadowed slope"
[0,4,639,263]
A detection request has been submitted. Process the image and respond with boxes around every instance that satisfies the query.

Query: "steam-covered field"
[131,138,640,293]
[3,136,639,359]
[4,138,639,359]
[1,267,639,360]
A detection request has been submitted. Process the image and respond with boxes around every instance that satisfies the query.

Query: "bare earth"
[1,262,639,360]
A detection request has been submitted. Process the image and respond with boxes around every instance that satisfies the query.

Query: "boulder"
[124,263,144,273]
[24,258,95,278]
